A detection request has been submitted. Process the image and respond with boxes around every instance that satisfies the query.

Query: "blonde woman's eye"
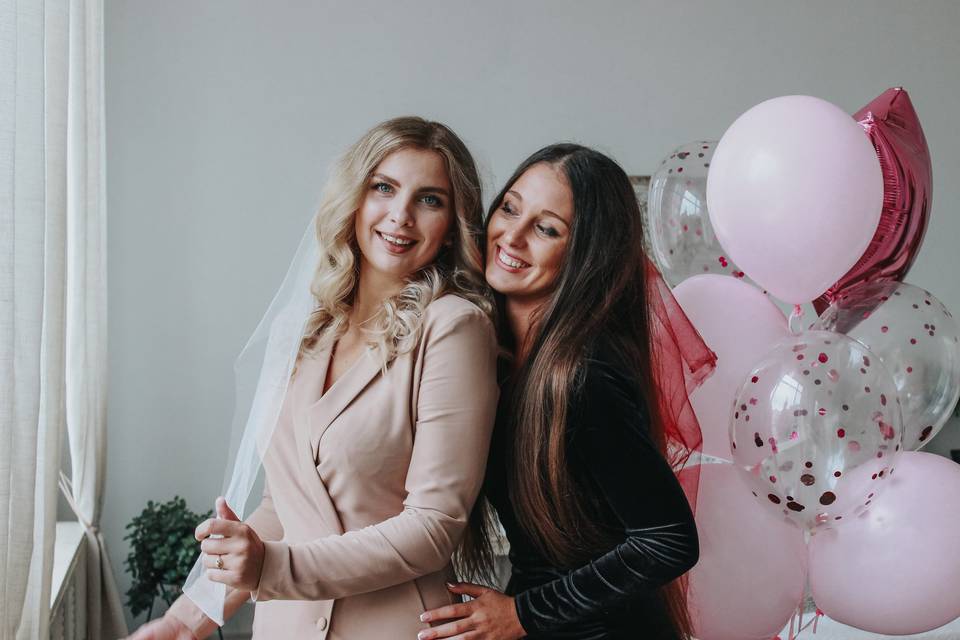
[421,194,443,207]
[373,182,393,194]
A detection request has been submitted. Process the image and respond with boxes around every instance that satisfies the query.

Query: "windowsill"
[51,521,85,610]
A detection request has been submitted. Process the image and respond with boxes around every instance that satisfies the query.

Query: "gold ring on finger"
[216,554,224,570]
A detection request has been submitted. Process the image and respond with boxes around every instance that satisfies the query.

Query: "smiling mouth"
[376,230,417,253]
[496,246,531,270]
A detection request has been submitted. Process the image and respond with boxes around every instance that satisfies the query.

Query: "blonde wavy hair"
[298,116,492,364]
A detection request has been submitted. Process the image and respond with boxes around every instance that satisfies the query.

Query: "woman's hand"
[195,497,265,592]
[417,582,526,640]
[126,615,196,640]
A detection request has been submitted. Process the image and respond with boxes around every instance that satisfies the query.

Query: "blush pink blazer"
[169,295,499,639]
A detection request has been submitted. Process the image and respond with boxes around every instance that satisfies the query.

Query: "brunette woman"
[421,144,715,640]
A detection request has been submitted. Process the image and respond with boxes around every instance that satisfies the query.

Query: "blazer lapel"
[290,347,330,462]
[288,346,349,536]
[307,346,382,455]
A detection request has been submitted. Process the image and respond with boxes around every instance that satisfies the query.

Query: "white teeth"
[499,248,527,268]
[380,232,414,246]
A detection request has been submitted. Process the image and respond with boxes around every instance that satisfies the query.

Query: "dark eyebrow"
[505,190,570,228]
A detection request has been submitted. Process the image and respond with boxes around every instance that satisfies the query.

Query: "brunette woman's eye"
[536,224,560,238]
[373,182,393,194]
[501,201,518,216]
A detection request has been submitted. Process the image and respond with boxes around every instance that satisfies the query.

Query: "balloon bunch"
[648,88,960,638]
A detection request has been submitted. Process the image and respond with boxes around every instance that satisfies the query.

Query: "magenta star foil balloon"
[814,88,932,313]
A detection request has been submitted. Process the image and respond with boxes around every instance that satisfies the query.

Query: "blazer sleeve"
[514,360,699,636]
[244,478,284,542]
[252,307,499,602]
[166,481,285,638]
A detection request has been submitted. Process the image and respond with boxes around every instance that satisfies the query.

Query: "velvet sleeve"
[513,360,699,636]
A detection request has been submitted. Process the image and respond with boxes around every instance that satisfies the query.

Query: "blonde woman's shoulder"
[423,293,493,329]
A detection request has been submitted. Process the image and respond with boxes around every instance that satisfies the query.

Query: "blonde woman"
[129,117,499,639]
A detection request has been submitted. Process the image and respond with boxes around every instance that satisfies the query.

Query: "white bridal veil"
[182,215,319,624]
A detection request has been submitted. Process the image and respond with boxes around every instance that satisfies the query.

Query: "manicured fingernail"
[419,613,429,622]
[445,582,456,589]
[418,632,430,640]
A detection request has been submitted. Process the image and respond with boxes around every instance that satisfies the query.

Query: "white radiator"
[49,521,87,640]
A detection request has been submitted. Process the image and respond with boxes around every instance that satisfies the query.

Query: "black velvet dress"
[485,350,699,640]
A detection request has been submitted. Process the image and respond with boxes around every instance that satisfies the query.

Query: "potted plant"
[123,496,223,638]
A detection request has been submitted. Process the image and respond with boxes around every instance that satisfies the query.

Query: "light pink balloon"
[681,463,807,640]
[809,452,960,635]
[673,275,790,458]
[707,95,883,304]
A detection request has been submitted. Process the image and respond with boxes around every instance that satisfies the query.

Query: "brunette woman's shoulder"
[573,338,649,434]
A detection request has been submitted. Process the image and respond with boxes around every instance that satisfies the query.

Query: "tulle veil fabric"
[182,215,319,624]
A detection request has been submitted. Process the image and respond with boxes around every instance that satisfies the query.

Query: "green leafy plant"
[123,496,212,622]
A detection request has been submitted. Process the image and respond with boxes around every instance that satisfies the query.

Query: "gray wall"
[104,0,960,632]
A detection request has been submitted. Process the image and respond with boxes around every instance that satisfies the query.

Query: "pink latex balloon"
[809,452,960,635]
[815,88,932,314]
[673,275,789,458]
[707,95,883,304]
[681,463,807,640]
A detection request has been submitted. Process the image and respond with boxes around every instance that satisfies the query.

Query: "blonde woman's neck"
[351,262,405,328]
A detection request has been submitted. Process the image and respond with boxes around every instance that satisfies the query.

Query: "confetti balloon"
[814,281,960,450]
[647,141,746,286]
[707,95,883,304]
[730,330,903,531]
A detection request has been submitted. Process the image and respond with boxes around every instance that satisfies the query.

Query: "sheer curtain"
[0,0,125,638]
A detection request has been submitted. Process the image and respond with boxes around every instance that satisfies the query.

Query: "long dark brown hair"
[488,144,694,637]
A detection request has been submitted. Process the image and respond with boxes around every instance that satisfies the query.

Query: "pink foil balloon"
[809,452,960,635]
[707,95,883,304]
[815,88,932,314]
[681,463,807,640]
[730,330,903,531]
[648,141,747,285]
[673,275,789,458]
[814,281,960,451]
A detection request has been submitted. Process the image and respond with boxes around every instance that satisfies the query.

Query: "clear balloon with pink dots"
[814,280,960,451]
[729,330,903,532]
[647,141,749,286]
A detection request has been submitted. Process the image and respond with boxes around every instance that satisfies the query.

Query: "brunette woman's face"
[355,147,453,282]
[485,162,573,303]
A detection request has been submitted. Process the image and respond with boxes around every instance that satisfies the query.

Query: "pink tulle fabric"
[644,257,717,507]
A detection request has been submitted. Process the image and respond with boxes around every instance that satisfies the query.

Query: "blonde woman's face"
[485,163,573,304]
[355,147,454,284]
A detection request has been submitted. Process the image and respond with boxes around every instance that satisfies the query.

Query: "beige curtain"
[1,1,69,638]
[0,0,125,638]
[59,0,128,632]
